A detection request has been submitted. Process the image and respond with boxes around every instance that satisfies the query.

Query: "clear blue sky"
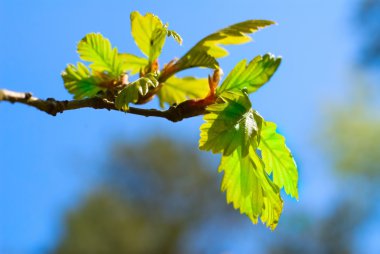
[0,0,369,253]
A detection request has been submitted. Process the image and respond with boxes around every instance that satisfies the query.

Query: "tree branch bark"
[0,89,208,122]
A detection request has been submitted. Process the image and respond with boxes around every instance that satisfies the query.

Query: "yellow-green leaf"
[199,91,263,156]
[157,76,209,108]
[62,62,105,99]
[174,51,218,71]
[77,33,123,78]
[130,11,181,62]
[259,121,299,199]
[217,54,282,95]
[119,53,149,75]
[175,20,275,71]
[218,146,283,229]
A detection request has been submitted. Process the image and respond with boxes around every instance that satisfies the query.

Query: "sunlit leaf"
[62,62,105,99]
[259,121,299,199]
[115,74,159,111]
[157,76,209,108]
[119,53,149,75]
[130,11,182,62]
[173,51,218,71]
[77,33,124,78]
[217,54,281,95]
[199,91,263,156]
[218,146,283,229]
[175,20,275,71]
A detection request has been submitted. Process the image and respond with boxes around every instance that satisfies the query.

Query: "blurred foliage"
[266,199,367,254]
[323,84,380,179]
[53,137,238,254]
[54,192,184,254]
[357,0,380,65]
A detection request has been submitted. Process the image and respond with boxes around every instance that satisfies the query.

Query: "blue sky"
[0,0,367,253]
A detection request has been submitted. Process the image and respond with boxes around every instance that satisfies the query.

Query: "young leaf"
[218,147,283,229]
[217,54,282,95]
[119,53,149,75]
[149,27,168,62]
[130,11,181,62]
[167,30,183,45]
[259,121,299,199]
[115,75,159,111]
[175,20,275,71]
[157,76,209,108]
[199,91,263,156]
[77,33,124,78]
[62,62,105,99]
[173,52,218,72]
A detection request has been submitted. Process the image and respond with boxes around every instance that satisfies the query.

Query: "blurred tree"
[357,0,380,65]
[323,84,380,180]
[54,192,184,254]
[53,137,237,254]
[266,199,368,254]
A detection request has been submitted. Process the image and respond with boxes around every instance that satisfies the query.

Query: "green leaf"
[130,11,181,62]
[115,74,159,111]
[157,76,209,108]
[77,33,123,78]
[199,91,263,156]
[62,62,105,99]
[218,146,283,229]
[217,54,282,95]
[119,53,149,75]
[175,20,275,70]
[259,121,299,199]
[173,51,218,71]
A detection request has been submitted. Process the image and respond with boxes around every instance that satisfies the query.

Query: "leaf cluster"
[61,11,298,229]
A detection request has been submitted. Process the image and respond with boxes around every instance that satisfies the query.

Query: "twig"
[0,89,208,122]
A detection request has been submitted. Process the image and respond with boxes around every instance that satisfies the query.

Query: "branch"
[0,89,208,122]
